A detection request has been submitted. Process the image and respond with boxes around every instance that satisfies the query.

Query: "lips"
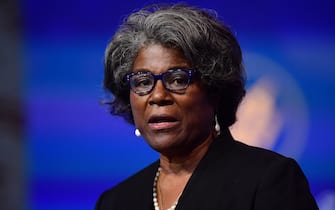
[148,115,179,131]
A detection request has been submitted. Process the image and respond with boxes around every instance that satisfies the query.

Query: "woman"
[95,4,318,210]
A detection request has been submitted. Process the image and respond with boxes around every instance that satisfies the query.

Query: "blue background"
[23,0,335,209]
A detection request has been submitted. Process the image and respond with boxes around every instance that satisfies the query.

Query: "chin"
[146,133,182,152]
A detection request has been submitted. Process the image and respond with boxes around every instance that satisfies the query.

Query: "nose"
[149,80,173,106]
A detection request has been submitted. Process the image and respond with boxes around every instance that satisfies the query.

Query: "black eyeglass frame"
[125,68,196,95]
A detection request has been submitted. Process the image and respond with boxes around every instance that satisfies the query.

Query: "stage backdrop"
[23,0,335,210]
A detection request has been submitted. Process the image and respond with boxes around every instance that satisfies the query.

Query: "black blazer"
[95,129,318,210]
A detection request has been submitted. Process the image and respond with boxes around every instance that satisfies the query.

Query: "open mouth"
[148,115,177,123]
[148,115,179,131]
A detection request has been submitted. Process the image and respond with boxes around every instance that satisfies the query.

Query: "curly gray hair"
[104,3,246,128]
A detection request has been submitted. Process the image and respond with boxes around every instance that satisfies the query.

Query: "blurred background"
[1,0,334,209]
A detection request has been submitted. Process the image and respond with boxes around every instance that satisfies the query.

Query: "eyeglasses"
[126,68,196,95]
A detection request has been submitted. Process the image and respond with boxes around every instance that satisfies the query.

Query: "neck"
[159,131,215,175]
[154,132,215,210]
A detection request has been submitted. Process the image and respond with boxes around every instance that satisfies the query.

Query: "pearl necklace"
[153,167,179,210]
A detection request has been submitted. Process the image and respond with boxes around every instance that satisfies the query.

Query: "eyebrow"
[132,66,192,73]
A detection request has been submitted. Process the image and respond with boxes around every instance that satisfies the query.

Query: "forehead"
[132,45,190,74]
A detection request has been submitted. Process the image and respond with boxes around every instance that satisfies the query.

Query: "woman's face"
[130,44,215,156]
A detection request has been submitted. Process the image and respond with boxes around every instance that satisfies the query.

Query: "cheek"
[129,93,135,108]
[185,100,213,120]
[129,93,145,124]
[129,93,138,113]
[181,91,214,123]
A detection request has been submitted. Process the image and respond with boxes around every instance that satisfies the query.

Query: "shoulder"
[209,133,318,209]
[95,161,159,210]
[230,139,288,165]
[227,139,306,182]
[114,160,159,191]
[207,131,311,190]
[211,133,290,172]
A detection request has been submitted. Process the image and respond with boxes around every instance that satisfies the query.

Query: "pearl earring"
[135,128,141,137]
[215,115,221,135]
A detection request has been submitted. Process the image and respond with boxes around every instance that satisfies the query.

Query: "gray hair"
[104,3,246,128]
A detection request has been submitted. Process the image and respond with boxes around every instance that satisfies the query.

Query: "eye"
[131,75,153,88]
[165,71,189,87]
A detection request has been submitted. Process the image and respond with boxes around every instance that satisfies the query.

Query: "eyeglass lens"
[128,69,193,95]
